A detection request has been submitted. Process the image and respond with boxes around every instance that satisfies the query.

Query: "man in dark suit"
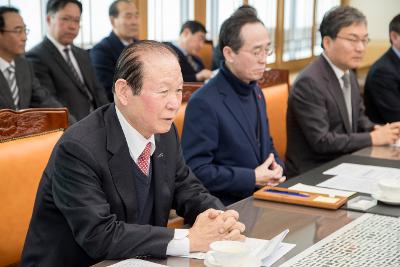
[26,0,108,122]
[286,6,400,177]
[90,0,139,101]
[0,6,62,111]
[182,11,285,205]
[21,41,245,266]
[364,14,400,124]
[166,20,212,82]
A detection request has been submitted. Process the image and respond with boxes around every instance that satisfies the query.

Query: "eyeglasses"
[336,35,370,47]
[1,27,30,35]
[58,16,81,25]
[241,46,274,60]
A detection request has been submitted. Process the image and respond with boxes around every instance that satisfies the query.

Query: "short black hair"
[179,20,206,35]
[319,6,366,49]
[113,40,178,95]
[219,6,263,54]
[0,6,19,31]
[389,14,400,34]
[46,0,82,16]
[109,0,132,17]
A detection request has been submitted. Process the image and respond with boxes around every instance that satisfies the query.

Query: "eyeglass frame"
[239,46,275,60]
[55,15,81,25]
[335,35,370,47]
[1,27,30,35]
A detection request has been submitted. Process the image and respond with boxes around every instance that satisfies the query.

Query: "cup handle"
[205,251,220,266]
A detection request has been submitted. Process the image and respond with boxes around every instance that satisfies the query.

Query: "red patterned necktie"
[137,142,152,175]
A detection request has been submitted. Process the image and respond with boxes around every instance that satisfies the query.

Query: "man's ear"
[223,46,235,63]
[114,79,130,105]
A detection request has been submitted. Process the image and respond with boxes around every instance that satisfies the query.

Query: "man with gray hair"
[21,40,245,267]
[286,6,400,177]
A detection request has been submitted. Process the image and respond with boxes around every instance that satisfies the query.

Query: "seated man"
[182,10,285,205]
[166,20,212,82]
[364,14,400,124]
[90,0,139,101]
[286,6,400,177]
[26,0,108,122]
[21,41,245,266]
[0,6,63,111]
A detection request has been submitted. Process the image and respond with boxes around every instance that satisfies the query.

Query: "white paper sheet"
[289,183,356,197]
[319,163,400,194]
[180,237,295,267]
[108,259,168,267]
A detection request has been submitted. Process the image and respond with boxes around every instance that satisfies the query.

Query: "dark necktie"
[137,142,152,176]
[341,73,352,127]
[63,47,94,111]
[6,65,19,109]
[187,55,199,72]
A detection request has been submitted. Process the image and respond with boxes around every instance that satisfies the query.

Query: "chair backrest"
[260,69,289,160]
[198,40,213,70]
[0,108,68,266]
[174,82,203,137]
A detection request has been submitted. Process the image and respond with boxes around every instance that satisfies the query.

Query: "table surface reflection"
[93,199,362,267]
[353,145,400,160]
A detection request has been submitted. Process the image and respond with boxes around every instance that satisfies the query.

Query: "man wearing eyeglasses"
[0,6,63,111]
[26,0,108,122]
[286,6,400,177]
[364,14,400,124]
[182,9,285,205]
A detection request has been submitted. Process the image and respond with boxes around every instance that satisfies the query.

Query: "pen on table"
[264,189,310,198]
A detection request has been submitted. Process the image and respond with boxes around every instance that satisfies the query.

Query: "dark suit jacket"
[286,56,374,177]
[0,56,62,110]
[166,42,205,82]
[181,70,282,205]
[364,48,400,123]
[90,32,138,101]
[21,104,224,267]
[26,37,108,121]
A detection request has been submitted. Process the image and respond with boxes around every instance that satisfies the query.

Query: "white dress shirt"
[115,106,189,256]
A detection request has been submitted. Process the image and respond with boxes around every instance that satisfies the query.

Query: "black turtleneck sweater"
[220,63,261,149]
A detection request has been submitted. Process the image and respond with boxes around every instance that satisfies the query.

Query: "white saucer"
[204,253,221,267]
[372,192,400,205]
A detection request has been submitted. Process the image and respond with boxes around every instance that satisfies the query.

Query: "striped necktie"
[63,47,94,111]
[6,65,19,109]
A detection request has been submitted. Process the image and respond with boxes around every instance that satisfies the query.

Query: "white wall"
[350,0,400,41]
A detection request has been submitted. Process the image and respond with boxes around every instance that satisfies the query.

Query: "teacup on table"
[374,178,400,204]
[205,240,257,267]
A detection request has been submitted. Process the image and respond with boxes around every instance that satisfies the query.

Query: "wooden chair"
[174,82,203,138]
[0,108,68,266]
[259,69,290,160]
[198,40,213,70]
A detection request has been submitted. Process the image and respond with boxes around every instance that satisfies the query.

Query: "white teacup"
[206,241,250,267]
[377,178,400,201]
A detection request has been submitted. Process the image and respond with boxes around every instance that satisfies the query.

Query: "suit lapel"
[219,79,260,159]
[0,72,14,108]
[71,46,95,96]
[44,38,83,90]
[105,105,138,223]
[349,71,359,132]
[152,135,171,226]
[14,57,29,108]
[321,57,352,133]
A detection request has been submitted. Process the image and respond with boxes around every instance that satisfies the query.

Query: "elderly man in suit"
[21,41,245,267]
[364,14,400,124]
[26,0,108,122]
[90,0,139,102]
[286,6,400,177]
[0,6,62,111]
[166,20,212,82]
[182,10,285,205]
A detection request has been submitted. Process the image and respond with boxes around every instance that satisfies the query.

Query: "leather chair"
[259,69,290,160]
[174,82,203,138]
[0,108,68,266]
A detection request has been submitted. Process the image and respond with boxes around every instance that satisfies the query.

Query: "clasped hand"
[189,209,246,252]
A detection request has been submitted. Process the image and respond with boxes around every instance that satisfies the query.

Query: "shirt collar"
[392,46,400,59]
[322,52,349,85]
[0,57,15,73]
[46,33,71,55]
[115,105,156,163]
[172,41,188,56]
